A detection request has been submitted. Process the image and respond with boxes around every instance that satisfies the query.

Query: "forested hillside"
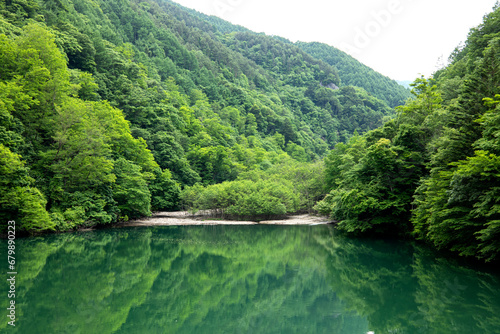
[0,0,402,233]
[296,41,412,108]
[1,0,500,263]
[317,4,500,262]
[179,2,412,109]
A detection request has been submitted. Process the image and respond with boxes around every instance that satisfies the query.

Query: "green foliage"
[113,158,152,219]
[316,93,433,235]
[6,0,486,238]
[0,0,40,25]
[0,144,54,231]
[0,23,160,230]
[150,168,181,211]
[296,41,413,108]
[180,159,325,219]
[318,5,500,261]
[181,179,300,219]
[50,206,86,231]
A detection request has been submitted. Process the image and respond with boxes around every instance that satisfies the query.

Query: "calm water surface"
[1,225,500,333]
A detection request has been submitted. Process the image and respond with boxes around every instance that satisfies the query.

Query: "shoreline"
[118,211,333,227]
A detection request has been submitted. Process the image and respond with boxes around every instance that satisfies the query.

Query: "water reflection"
[1,225,499,333]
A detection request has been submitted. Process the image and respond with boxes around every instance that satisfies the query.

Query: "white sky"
[170,0,498,81]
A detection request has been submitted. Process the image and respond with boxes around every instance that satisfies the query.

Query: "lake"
[1,225,500,333]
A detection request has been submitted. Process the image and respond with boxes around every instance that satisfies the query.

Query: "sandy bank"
[120,211,332,227]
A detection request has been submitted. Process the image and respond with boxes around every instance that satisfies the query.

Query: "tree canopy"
[0,0,401,233]
[317,4,500,262]
[3,0,499,263]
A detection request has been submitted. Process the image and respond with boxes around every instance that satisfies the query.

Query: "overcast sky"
[171,0,498,81]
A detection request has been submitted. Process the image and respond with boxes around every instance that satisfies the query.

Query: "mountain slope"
[167,0,412,108]
[316,3,500,262]
[296,41,412,108]
[1,0,398,232]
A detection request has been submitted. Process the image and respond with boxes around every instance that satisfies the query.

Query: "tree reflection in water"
[1,225,499,334]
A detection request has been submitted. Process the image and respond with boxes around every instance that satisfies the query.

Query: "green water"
[1,225,500,334]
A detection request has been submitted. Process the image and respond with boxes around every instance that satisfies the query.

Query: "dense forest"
[0,0,406,231]
[316,4,500,262]
[296,41,411,108]
[1,0,499,262]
